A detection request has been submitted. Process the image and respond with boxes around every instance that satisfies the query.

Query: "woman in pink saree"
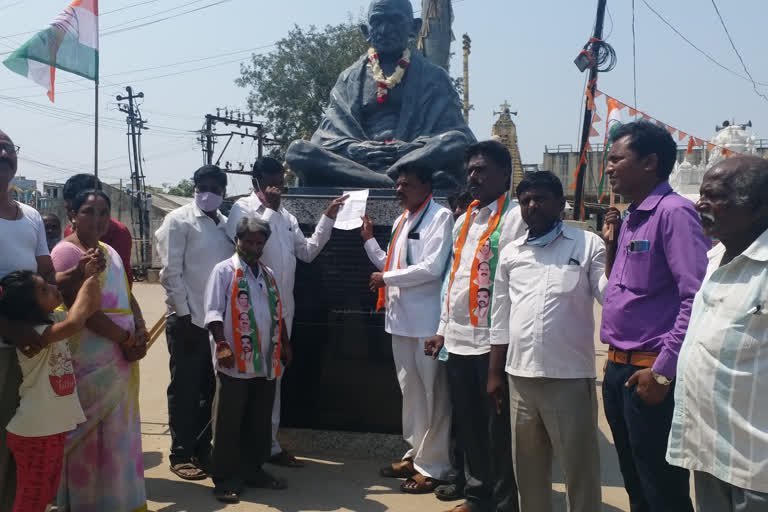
[51,189,148,512]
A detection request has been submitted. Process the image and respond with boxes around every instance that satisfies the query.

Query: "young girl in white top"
[0,270,99,512]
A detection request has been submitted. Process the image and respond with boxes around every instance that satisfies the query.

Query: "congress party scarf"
[376,194,433,311]
[231,254,283,379]
[445,193,510,326]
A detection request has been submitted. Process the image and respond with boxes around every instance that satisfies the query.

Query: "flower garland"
[367,47,411,104]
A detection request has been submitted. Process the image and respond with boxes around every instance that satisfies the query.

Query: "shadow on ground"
[146,457,403,512]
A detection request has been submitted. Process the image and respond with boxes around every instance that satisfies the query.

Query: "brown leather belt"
[607,348,658,368]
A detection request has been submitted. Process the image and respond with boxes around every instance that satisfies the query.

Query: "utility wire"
[640,0,768,87]
[102,0,231,36]
[709,0,768,102]
[101,0,161,16]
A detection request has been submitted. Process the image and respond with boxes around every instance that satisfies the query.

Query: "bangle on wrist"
[216,340,230,351]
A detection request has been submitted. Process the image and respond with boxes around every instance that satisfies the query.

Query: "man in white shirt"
[225,157,346,467]
[361,162,454,493]
[204,216,292,504]
[425,141,525,512]
[155,165,235,480]
[488,171,606,512]
[667,156,768,512]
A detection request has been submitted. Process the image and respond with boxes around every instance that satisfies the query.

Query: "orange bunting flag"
[686,137,695,154]
[707,143,716,151]
[629,107,639,117]
[595,90,603,98]
[677,131,688,142]
[615,100,627,110]
[667,125,677,136]
[694,138,705,147]
[723,148,735,157]
[585,88,595,111]
[642,114,652,121]
[592,112,602,123]
[589,125,600,138]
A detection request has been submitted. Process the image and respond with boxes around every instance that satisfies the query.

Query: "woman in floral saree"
[51,189,148,512]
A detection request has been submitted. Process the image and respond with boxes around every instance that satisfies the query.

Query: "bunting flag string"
[587,89,747,159]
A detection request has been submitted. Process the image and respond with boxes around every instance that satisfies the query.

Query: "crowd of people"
[0,117,766,512]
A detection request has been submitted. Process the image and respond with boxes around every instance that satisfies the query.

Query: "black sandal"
[213,489,240,504]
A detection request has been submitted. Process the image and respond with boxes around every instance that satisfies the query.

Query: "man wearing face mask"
[155,164,235,480]
[225,156,346,467]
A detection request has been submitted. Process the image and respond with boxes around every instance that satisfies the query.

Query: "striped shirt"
[667,227,768,492]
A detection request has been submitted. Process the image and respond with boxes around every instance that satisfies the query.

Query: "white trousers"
[392,335,452,480]
[270,313,294,456]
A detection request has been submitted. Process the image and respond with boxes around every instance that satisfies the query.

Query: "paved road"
[134,282,631,511]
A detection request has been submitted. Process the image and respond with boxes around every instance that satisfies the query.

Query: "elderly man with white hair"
[204,216,292,504]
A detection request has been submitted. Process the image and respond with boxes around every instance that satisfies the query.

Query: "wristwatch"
[650,369,672,386]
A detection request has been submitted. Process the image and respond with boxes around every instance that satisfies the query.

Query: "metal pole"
[205,115,214,165]
[94,81,99,178]
[573,0,608,221]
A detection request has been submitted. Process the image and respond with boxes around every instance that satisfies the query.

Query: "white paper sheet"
[333,189,369,230]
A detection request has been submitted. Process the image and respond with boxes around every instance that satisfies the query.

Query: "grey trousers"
[0,348,21,512]
[508,375,601,512]
[695,471,768,512]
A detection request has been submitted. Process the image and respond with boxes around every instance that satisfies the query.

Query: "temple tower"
[492,102,525,190]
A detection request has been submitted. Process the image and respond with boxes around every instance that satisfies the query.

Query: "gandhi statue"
[285,0,475,189]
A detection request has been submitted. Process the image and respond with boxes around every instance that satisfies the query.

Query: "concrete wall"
[38,183,170,270]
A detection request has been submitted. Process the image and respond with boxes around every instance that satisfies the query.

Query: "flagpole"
[94,80,99,178]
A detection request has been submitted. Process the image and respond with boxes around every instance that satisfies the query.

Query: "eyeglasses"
[0,143,19,155]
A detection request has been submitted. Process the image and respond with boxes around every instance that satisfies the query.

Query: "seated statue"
[285,0,475,189]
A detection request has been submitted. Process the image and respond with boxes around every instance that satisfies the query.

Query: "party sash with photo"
[230,254,283,378]
[376,194,433,311]
[446,193,510,326]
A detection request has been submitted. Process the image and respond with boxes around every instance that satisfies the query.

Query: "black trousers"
[166,314,215,466]
[602,361,693,512]
[447,352,519,512]
[211,373,276,492]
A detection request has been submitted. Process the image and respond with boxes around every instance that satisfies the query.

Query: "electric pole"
[117,86,151,275]
[198,109,266,170]
[573,0,608,220]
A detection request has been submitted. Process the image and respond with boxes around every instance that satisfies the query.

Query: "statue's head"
[361,0,422,57]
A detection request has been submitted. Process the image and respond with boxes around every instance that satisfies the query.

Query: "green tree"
[236,20,369,156]
[166,179,195,197]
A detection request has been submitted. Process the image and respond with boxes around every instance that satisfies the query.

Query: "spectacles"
[0,143,19,155]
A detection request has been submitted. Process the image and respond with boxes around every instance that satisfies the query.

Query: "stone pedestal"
[278,188,445,433]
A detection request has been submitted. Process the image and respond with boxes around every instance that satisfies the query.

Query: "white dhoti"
[391,335,452,479]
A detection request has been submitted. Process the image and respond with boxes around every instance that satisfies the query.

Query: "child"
[0,270,100,512]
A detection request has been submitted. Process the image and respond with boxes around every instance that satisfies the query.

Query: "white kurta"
[364,199,454,479]
[438,195,527,355]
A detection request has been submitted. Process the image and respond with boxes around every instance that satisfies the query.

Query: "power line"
[709,0,768,103]
[640,0,768,87]
[101,0,161,16]
[102,0,231,36]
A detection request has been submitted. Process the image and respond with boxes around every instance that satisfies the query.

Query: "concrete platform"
[134,282,632,511]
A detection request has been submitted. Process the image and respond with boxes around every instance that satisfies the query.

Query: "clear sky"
[0,0,765,196]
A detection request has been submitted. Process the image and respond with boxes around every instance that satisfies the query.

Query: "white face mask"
[194,191,223,212]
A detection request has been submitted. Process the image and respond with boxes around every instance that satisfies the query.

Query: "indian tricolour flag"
[597,97,624,203]
[3,0,98,102]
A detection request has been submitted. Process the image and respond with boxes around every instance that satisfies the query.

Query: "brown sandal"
[169,462,207,481]
[380,459,416,478]
[400,473,444,494]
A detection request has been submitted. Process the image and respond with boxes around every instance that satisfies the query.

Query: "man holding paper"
[361,162,454,494]
[226,157,346,467]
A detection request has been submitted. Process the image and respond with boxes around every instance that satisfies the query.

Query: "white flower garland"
[367,47,411,104]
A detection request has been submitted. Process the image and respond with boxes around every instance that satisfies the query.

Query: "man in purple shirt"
[601,120,708,512]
